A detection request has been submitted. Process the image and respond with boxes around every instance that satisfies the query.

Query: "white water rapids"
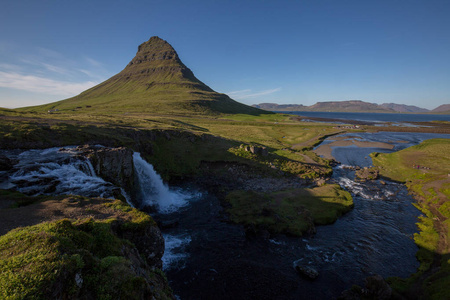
[3,148,191,214]
[133,152,189,214]
[2,147,193,271]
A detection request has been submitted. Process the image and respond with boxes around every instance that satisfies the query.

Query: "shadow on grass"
[387,247,450,300]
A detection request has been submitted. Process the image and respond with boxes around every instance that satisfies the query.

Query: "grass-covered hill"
[20,36,266,116]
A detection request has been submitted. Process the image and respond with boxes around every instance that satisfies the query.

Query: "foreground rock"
[293,260,319,280]
[0,196,173,299]
[62,145,136,193]
[0,155,14,171]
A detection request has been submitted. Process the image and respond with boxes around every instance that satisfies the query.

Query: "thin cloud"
[0,63,22,71]
[227,88,282,100]
[227,89,251,96]
[85,57,103,67]
[0,71,97,96]
[20,59,71,76]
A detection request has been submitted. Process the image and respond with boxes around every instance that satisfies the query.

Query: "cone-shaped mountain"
[40,36,265,115]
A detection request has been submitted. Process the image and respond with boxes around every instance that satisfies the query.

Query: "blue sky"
[1,0,449,110]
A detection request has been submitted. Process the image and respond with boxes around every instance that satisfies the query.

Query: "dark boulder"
[293,260,319,280]
[0,155,14,171]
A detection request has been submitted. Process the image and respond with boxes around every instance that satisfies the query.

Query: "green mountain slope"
[24,36,266,116]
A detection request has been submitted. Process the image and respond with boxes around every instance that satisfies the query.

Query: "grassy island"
[226,184,353,236]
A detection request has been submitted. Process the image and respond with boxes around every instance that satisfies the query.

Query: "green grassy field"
[0,109,341,180]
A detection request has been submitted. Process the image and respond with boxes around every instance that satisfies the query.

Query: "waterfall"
[133,152,189,214]
[9,148,115,198]
[4,147,190,213]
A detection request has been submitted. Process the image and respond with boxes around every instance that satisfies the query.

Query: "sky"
[1,0,449,110]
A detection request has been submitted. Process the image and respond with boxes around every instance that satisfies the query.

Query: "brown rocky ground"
[0,196,137,236]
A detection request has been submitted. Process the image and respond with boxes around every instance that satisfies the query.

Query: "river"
[1,132,449,299]
[158,132,449,299]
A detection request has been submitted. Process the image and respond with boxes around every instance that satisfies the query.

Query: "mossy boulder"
[0,198,173,300]
[355,167,379,182]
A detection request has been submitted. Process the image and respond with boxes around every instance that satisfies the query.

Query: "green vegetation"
[0,110,339,181]
[0,199,172,300]
[226,184,353,236]
[0,189,50,208]
[371,139,450,299]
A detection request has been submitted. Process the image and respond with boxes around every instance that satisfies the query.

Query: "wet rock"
[0,155,14,171]
[355,167,379,182]
[293,260,319,280]
[70,145,135,192]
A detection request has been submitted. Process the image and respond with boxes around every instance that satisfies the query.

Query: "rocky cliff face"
[71,145,136,193]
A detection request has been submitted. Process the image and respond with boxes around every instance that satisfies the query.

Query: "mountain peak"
[34,37,266,116]
[128,36,180,67]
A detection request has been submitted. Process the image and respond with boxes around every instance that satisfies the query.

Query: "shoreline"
[314,135,395,160]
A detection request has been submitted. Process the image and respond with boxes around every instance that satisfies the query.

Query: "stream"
[1,132,449,299]
[159,132,449,299]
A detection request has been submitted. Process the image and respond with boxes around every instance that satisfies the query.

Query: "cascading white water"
[3,147,191,213]
[9,148,116,198]
[133,152,189,214]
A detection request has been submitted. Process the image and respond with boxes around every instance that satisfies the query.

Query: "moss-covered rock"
[0,198,173,300]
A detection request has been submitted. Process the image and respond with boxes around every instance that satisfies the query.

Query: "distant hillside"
[252,103,307,111]
[254,100,393,113]
[21,36,266,116]
[253,101,445,114]
[380,103,429,113]
[432,104,450,114]
[307,100,389,112]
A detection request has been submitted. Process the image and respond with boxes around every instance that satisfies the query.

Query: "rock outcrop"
[355,167,379,182]
[0,155,14,171]
[293,260,319,280]
[240,144,269,156]
[66,145,136,192]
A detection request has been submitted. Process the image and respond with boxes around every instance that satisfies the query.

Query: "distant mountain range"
[252,100,450,114]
